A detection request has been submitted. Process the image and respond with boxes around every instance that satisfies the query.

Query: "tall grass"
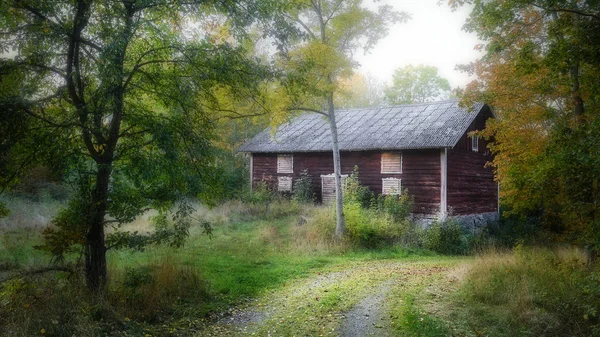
[457,246,600,336]
[0,195,63,230]
[0,192,438,336]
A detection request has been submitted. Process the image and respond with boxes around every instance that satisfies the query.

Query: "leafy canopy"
[452,0,600,246]
[384,64,451,105]
[0,0,286,286]
[277,0,408,115]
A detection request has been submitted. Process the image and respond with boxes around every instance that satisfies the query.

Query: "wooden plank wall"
[251,149,441,214]
[447,105,498,215]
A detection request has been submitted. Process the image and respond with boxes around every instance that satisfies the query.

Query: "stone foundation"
[412,212,499,230]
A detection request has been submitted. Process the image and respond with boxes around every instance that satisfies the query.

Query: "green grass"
[109,214,434,313]
[1,200,442,336]
[4,197,598,337]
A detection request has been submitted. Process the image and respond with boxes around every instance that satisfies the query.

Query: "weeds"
[456,246,600,336]
[109,256,208,321]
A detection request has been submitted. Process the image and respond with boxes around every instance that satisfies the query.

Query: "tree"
[450,0,600,246]
[0,0,282,291]
[384,64,451,104]
[279,0,407,238]
[336,72,385,108]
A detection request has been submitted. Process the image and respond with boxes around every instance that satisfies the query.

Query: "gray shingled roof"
[239,100,485,153]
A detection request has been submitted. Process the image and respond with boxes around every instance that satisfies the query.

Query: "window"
[471,135,479,152]
[277,154,293,173]
[381,152,402,173]
[382,178,401,195]
[277,176,292,192]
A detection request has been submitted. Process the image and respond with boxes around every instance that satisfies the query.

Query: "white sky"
[356,0,482,89]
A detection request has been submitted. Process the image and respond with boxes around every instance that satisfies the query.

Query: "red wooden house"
[239,100,498,222]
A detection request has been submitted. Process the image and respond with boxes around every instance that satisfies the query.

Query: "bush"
[373,192,413,223]
[421,220,469,255]
[345,201,398,248]
[343,167,375,208]
[292,170,314,204]
[338,167,417,248]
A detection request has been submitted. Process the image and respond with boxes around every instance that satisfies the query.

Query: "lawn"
[1,197,599,337]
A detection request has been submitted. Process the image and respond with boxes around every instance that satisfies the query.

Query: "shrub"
[344,202,395,248]
[373,191,413,223]
[343,166,374,208]
[292,169,314,204]
[421,220,469,255]
[246,178,275,205]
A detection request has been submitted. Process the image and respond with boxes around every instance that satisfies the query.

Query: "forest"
[1,0,599,336]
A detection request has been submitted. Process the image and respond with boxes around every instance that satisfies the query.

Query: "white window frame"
[381,152,403,174]
[471,135,479,152]
[382,178,402,195]
[277,154,293,173]
[277,176,293,192]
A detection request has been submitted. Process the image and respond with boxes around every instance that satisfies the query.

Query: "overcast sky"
[356,0,482,89]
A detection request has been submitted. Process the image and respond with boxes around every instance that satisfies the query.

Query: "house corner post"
[249,153,254,191]
[440,148,448,221]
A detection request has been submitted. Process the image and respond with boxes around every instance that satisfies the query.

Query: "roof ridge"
[335,99,462,112]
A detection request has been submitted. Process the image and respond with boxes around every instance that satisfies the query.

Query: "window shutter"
[278,176,292,192]
[381,152,402,173]
[321,174,348,203]
[277,154,293,173]
[382,178,401,195]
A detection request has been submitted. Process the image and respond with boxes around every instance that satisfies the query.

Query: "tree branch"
[529,2,600,21]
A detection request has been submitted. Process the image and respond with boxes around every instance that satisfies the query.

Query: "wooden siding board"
[447,151,497,214]
[252,149,441,214]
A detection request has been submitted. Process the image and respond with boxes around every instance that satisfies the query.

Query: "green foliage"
[0,0,291,288]
[343,166,374,208]
[459,247,600,336]
[246,178,276,205]
[344,201,398,248]
[384,65,451,104]
[338,167,417,248]
[292,169,314,203]
[393,292,451,337]
[452,0,600,246]
[373,192,414,223]
[0,272,99,337]
[421,221,469,255]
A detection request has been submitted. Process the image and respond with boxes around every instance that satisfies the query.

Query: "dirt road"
[198,259,465,336]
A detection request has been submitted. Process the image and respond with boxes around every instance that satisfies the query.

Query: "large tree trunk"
[327,93,346,239]
[85,162,111,292]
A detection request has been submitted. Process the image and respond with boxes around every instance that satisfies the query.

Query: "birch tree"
[279,0,407,238]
